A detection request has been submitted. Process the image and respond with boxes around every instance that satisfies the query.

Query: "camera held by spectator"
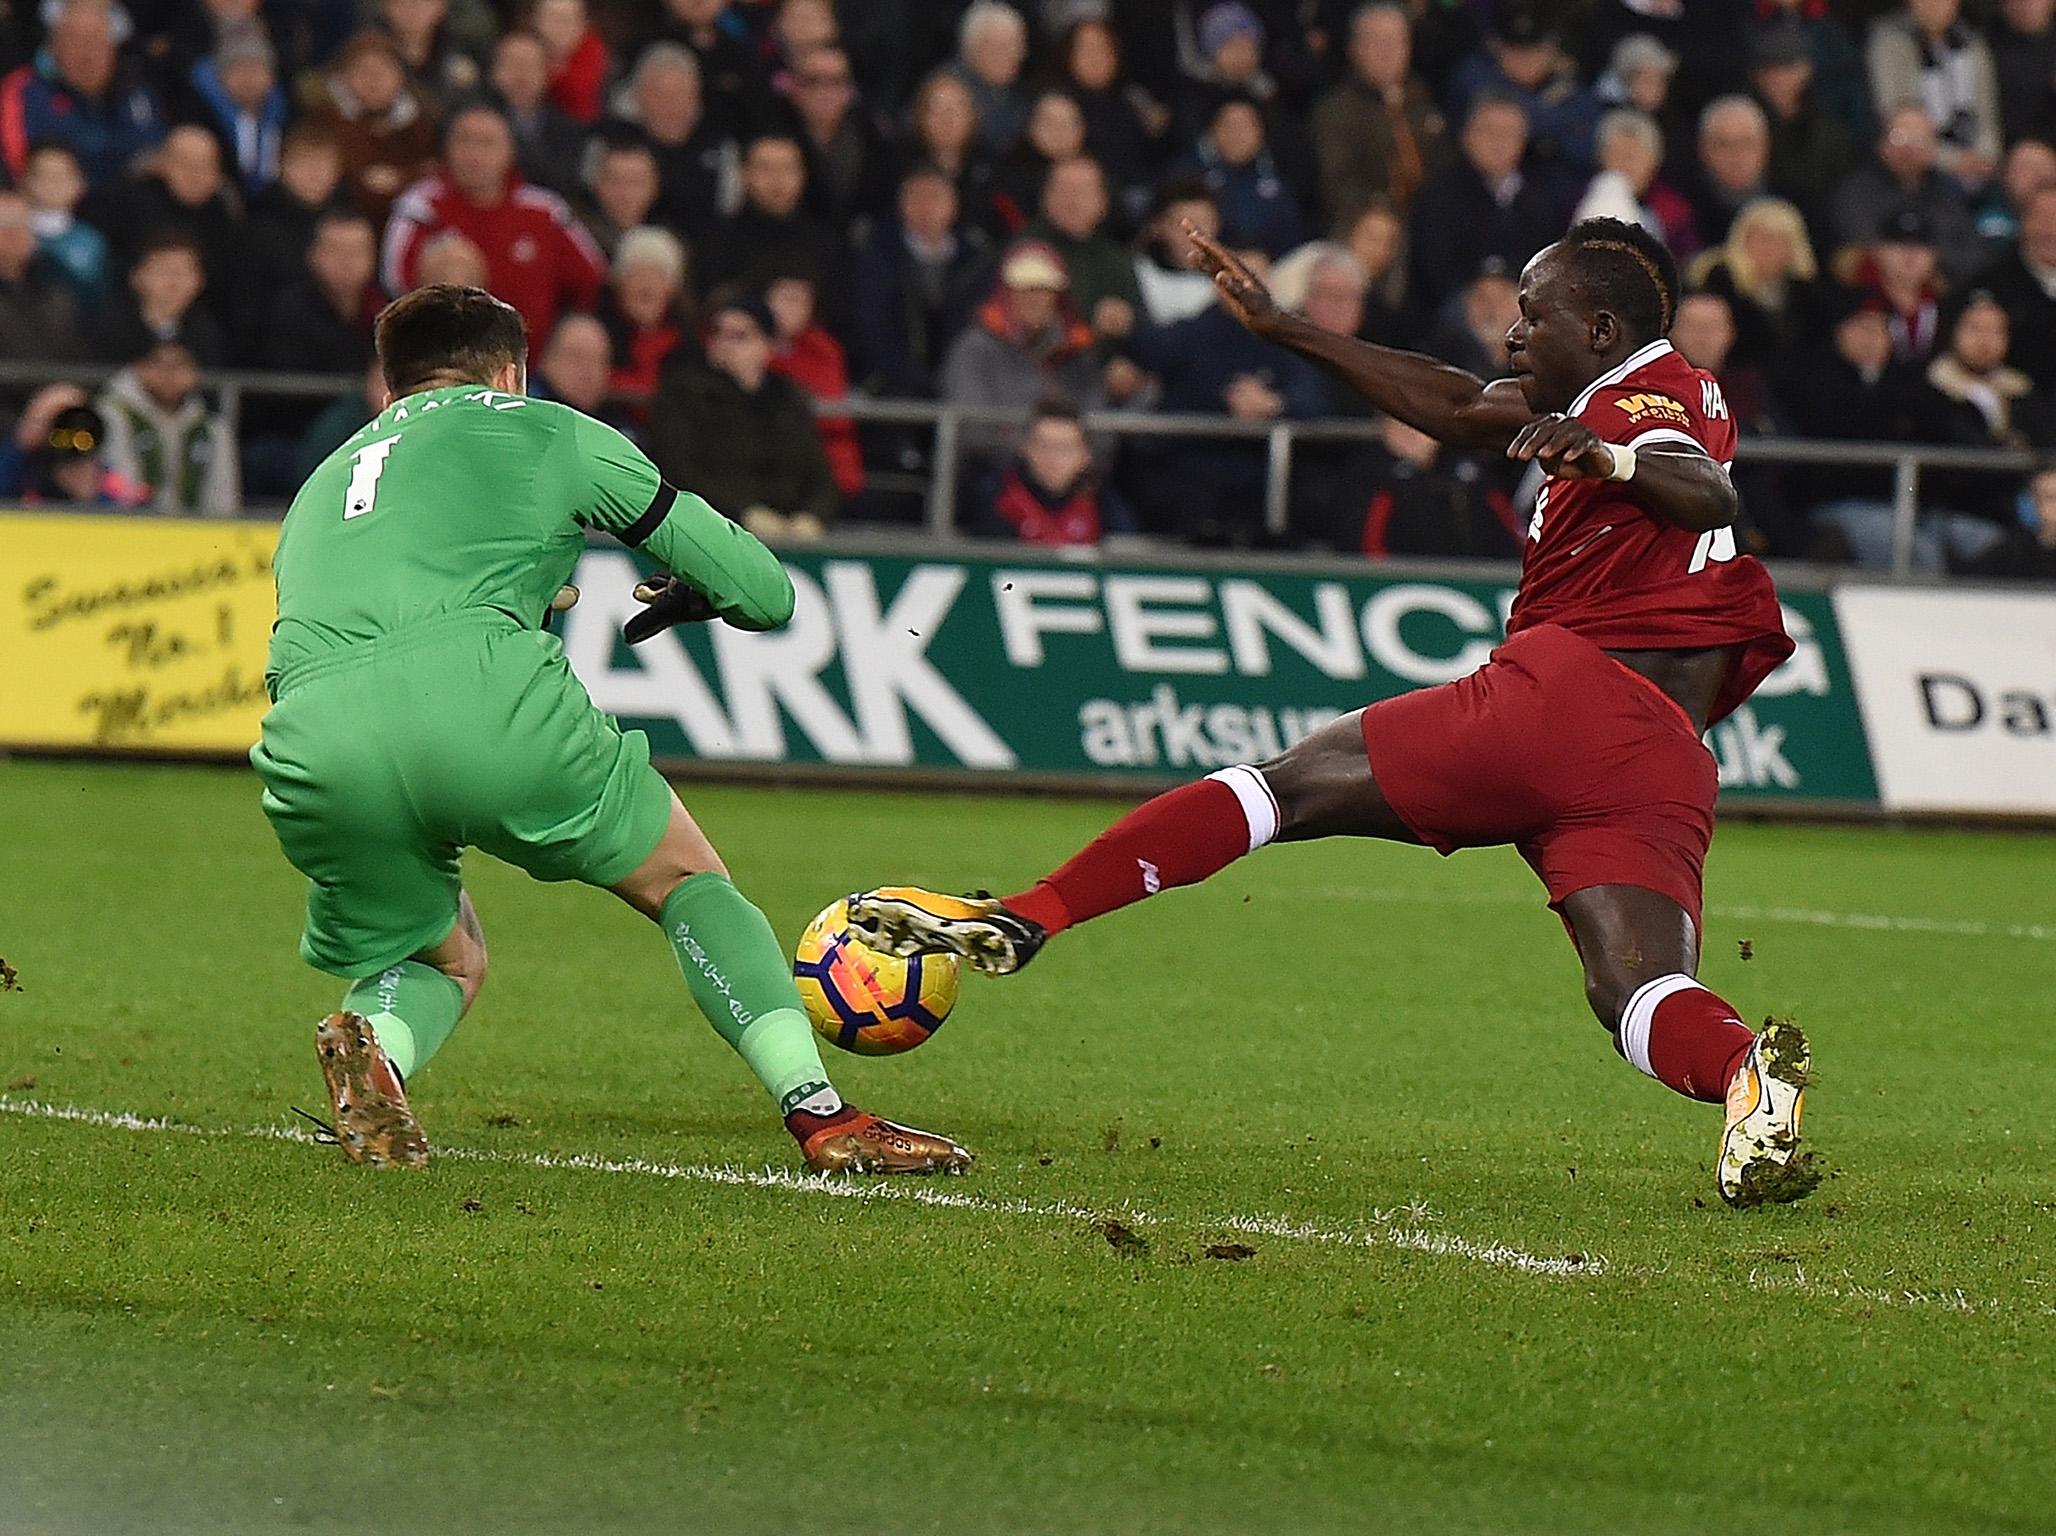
[0,385,143,506]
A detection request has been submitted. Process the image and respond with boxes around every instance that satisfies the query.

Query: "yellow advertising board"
[0,512,277,754]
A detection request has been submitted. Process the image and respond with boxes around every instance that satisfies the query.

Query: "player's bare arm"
[1507,415,1738,534]
[1190,224,1737,541]
[1185,223,1533,451]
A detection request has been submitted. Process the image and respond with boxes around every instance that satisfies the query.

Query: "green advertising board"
[560,544,1877,805]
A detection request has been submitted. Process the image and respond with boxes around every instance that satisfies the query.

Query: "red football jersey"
[380,175,606,352]
[1505,339,1794,724]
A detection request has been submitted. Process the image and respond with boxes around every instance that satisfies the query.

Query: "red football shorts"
[1359,623,1719,932]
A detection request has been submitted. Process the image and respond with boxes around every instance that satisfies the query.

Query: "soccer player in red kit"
[849,217,1817,1207]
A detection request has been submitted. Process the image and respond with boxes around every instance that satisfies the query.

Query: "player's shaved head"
[376,284,529,396]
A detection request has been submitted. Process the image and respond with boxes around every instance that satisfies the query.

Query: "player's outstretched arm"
[1508,415,1737,533]
[1185,224,1534,452]
[563,408,797,633]
[637,490,797,632]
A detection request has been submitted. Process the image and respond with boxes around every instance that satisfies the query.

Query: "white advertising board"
[1837,586,2056,814]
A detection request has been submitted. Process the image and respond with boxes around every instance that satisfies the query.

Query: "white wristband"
[1604,442,1637,482]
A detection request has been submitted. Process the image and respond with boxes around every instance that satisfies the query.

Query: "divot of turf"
[1092,1217,1149,1255]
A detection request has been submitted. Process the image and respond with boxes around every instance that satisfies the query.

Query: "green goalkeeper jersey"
[267,385,793,690]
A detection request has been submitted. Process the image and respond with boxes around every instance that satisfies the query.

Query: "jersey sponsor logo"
[1613,391,1691,426]
[512,235,539,263]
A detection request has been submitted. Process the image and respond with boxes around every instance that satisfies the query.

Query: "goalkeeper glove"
[624,573,721,644]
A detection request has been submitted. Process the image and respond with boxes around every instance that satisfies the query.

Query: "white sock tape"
[1618,973,1704,1080]
[1206,765,1281,853]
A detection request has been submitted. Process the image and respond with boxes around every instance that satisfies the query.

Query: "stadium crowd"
[0,0,2054,578]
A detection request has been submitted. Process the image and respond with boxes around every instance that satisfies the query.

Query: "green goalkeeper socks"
[342,961,464,1080]
[660,872,840,1115]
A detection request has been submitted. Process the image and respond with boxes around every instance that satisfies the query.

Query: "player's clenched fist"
[1507,414,1618,480]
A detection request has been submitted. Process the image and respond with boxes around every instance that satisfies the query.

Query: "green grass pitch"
[3,759,2054,1535]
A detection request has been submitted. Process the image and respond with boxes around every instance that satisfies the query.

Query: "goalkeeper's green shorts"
[251,612,674,978]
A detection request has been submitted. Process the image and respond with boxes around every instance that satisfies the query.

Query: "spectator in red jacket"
[765,267,862,499]
[1854,204,1946,365]
[381,102,606,348]
[532,0,610,124]
[979,401,1133,546]
[600,225,693,416]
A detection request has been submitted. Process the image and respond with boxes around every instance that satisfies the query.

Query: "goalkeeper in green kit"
[253,284,970,1175]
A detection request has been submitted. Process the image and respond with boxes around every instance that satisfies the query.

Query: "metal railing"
[1,360,2037,577]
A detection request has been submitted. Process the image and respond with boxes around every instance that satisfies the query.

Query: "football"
[793,898,959,1055]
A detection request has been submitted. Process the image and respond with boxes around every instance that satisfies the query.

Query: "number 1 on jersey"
[344,435,402,520]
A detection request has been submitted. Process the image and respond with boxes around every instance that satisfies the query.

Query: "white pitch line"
[1712,904,2056,943]
[1747,1270,2055,1318]
[1308,886,2056,942]
[0,1097,1601,1280]
[12,1099,2034,1316]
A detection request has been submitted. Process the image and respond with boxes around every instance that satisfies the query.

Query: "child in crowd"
[980,400,1132,546]
[95,340,240,516]
[19,143,107,303]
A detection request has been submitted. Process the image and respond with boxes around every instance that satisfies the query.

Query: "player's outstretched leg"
[849,714,1418,974]
[614,797,972,1175]
[1564,885,1817,1207]
[848,765,1283,973]
[316,894,485,1169]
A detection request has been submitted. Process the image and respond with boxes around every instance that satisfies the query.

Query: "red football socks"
[1004,767,1281,935]
[785,1099,864,1152]
[1618,975,1756,1102]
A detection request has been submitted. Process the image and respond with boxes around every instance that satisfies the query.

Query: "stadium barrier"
[0,359,2040,578]
[6,510,2051,818]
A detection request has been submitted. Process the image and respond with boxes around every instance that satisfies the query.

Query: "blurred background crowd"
[1,0,2053,579]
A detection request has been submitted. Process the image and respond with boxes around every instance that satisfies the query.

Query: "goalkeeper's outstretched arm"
[632,487,795,632]
[562,408,795,632]
[1186,226,1534,453]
